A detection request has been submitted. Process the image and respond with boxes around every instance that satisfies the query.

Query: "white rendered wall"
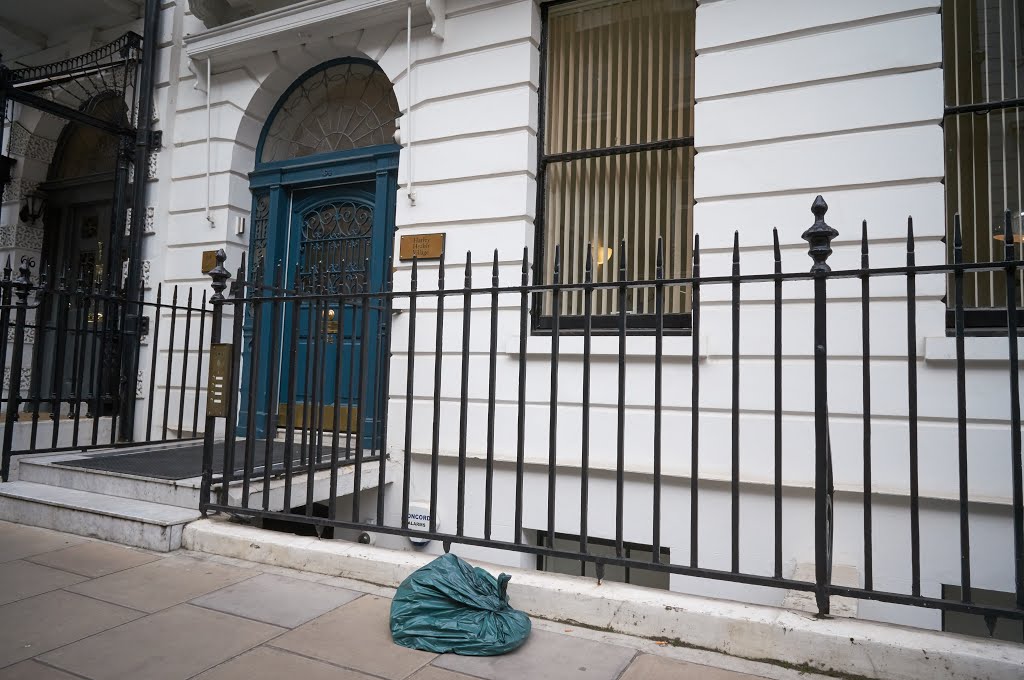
[381,0,1019,631]
[145,0,1021,631]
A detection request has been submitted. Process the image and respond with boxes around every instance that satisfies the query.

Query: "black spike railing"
[182,196,1024,633]
[0,260,209,480]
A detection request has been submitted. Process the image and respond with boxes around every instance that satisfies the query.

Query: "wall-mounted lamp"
[594,245,614,266]
[993,211,1024,244]
[19,189,46,225]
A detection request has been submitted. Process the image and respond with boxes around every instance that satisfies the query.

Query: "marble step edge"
[0,481,200,527]
[16,458,202,509]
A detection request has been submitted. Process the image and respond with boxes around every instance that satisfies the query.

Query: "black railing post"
[2,258,33,482]
[200,250,230,513]
[1002,210,1023,611]
[802,195,837,617]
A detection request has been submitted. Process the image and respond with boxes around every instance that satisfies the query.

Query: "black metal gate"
[0,258,210,481]
[0,0,162,453]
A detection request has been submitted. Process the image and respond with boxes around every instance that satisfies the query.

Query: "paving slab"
[0,590,142,668]
[194,645,380,680]
[0,520,85,563]
[65,554,255,612]
[38,604,285,680]
[0,660,82,679]
[432,629,636,680]
[26,539,161,578]
[271,594,436,680]
[191,572,363,628]
[409,666,481,680]
[619,653,766,680]
[0,560,88,606]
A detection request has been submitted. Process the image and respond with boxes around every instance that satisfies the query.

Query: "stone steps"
[16,454,202,509]
[0,481,200,551]
[1,444,394,553]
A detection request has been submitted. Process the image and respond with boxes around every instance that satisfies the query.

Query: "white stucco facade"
[2,0,1020,635]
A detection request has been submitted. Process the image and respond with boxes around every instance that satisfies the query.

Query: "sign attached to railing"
[399,233,445,261]
[206,343,233,417]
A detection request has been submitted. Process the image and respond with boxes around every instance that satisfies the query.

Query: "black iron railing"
[200,196,1024,632]
[0,258,209,480]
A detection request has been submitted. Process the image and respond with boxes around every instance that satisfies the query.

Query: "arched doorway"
[33,93,129,416]
[245,58,401,444]
[41,93,128,282]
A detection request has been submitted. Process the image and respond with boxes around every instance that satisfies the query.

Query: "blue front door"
[279,182,388,447]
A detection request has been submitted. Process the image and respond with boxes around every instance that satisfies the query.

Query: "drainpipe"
[406,3,415,205]
[206,57,214,227]
[119,0,161,441]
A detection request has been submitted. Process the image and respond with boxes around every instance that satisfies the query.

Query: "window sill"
[923,336,1020,365]
[504,335,708,360]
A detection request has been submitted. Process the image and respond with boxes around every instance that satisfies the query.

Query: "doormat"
[56,440,295,480]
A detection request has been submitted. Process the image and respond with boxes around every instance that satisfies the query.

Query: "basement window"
[534,530,670,591]
[941,585,1023,642]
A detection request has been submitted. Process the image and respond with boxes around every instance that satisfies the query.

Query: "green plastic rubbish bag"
[390,553,531,655]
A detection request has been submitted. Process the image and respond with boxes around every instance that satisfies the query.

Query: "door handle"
[324,308,339,341]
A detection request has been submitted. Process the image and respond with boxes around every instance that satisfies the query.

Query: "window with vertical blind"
[943,0,1024,328]
[535,0,696,332]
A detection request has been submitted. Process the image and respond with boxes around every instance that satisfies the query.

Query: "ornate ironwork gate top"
[1,32,142,144]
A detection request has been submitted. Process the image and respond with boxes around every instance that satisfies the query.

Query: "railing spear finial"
[206,249,230,301]
[802,195,838,273]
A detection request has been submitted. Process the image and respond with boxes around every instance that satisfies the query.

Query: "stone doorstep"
[0,482,200,552]
[16,455,204,509]
[13,450,397,512]
[182,518,1024,680]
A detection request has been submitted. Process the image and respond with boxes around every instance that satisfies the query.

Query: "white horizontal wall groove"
[697,64,940,104]
[171,168,250,183]
[407,81,533,114]
[402,451,1016,508]
[174,137,257,151]
[167,204,246,216]
[412,81,537,110]
[696,177,944,204]
[399,169,534,188]
[397,36,536,75]
[697,7,939,55]
[394,215,532,230]
[696,120,941,154]
[393,395,1023,432]
[175,98,247,116]
[409,125,535,149]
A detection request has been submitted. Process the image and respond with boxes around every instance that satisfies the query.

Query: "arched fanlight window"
[258,60,400,165]
[50,93,129,180]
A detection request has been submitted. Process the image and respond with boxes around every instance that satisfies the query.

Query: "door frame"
[34,174,120,414]
[244,143,400,440]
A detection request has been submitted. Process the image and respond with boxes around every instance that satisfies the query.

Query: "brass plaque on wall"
[206,343,233,417]
[201,250,219,274]
[399,233,445,261]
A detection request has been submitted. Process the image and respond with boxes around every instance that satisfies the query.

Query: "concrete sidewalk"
[0,519,824,680]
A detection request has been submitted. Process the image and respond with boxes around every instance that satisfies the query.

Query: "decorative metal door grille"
[296,201,373,294]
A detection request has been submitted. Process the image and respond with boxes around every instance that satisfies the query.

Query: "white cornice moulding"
[184,0,445,64]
